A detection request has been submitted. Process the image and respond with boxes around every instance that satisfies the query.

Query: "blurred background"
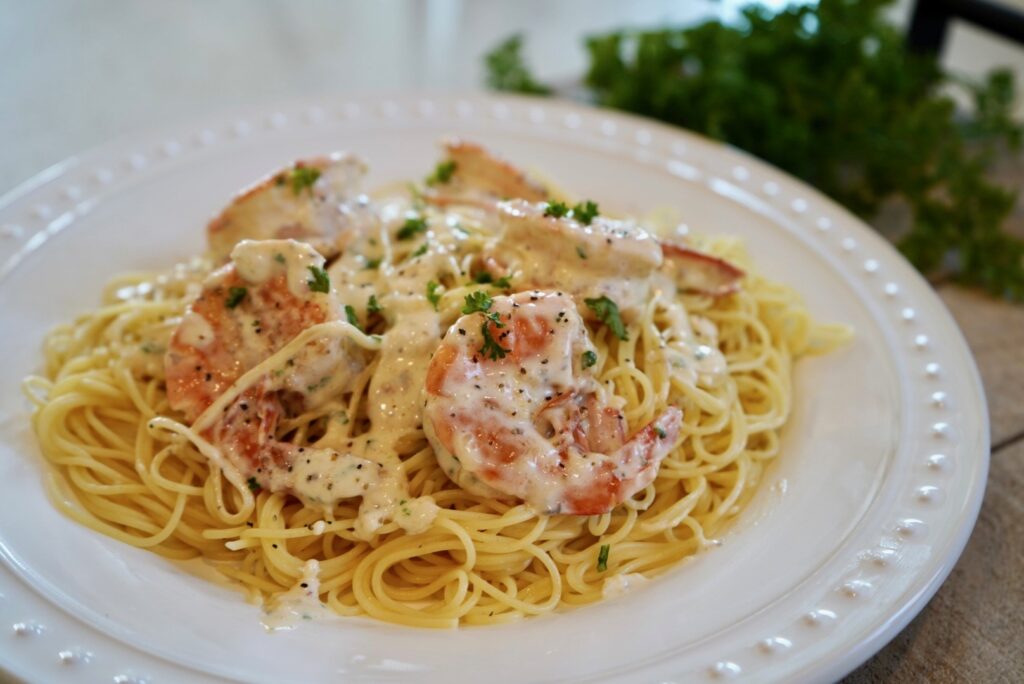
[2,0,1023,191]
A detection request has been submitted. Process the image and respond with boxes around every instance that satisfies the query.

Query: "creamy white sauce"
[231,239,325,296]
[601,572,649,599]
[177,311,215,348]
[261,559,333,631]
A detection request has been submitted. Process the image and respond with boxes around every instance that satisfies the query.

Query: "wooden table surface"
[843,285,1024,682]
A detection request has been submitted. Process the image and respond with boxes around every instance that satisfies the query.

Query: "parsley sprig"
[280,166,321,195]
[426,160,457,186]
[585,296,628,341]
[397,215,428,241]
[225,286,247,309]
[463,291,510,359]
[307,265,330,293]
[485,3,1024,301]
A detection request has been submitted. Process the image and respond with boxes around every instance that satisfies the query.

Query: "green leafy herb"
[367,295,382,315]
[247,477,261,492]
[585,295,628,341]
[307,266,330,293]
[484,3,1024,300]
[572,200,600,225]
[225,287,247,309]
[412,242,429,257]
[597,544,610,572]
[492,275,513,289]
[397,215,428,240]
[285,166,321,195]
[365,257,381,270]
[274,252,286,264]
[654,426,667,439]
[344,305,362,332]
[426,280,442,310]
[426,160,457,186]
[484,34,551,95]
[576,245,587,260]
[543,201,570,218]
[474,271,494,284]
[479,320,510,360]
[581,350,598,368]
[462,291,494,315]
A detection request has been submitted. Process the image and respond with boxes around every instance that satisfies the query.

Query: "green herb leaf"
[572,200,600,225]
[597,544,610,572]
[367,294,382,315]
[225,287,247,309]
[585,295,628,341]
[307,266,330,293]
[247,477,261,492]
[426,160,457,186]
[483,34,551,95]
[286,166,321,195]
[480,320,510,360]
[543,201,570,218]
[492,275,513,289]
[462,291,494,315]
[576,245,587,260]
[274,252,286,264]
[484,8,1024,301]
[581,350,598,369]
[654,426,667,439]
[412,242,429,257]
[474,271,494,284]
[397,215,428,241]
[344,305,362,332]
[364,257,381,270]
[426,281,442,310]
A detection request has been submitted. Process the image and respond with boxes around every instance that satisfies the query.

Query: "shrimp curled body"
[423,291,682,515]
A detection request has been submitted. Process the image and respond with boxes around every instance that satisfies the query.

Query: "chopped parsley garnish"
[344,305,362,331]
[426,280,442,310]
[286,166,321,195]
[492,275,512,289]
[274,252,286,264]
[247,477,261,492]
[585,295,628,341]
[576,245,587,259]
[412,242,429,257]
[462,291,494,315]
[364,257,381,270]
[597,544,610,572]
[474,272,494,284]
[543,200,570,218]
[225,286,247,309]
[480,321,510,360]
[397,215,428,240]
[367,294,382,314]
[140,341,163,354]
[572,200,600,225]
[425,160,457,186]
[307,265,330,293]
[654,426,667,439]
[581,350,598,369]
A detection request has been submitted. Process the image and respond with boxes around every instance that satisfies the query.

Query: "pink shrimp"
[422,290,682,515]
[422,138,548,209]
[166,239,374,500]
[206,153,373,263]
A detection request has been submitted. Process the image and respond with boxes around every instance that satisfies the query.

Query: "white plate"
[0,94,988,684]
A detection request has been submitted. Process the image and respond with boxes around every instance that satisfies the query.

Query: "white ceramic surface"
[0,94,988,683]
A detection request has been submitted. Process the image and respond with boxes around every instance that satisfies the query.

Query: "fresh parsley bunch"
[484,0,1024,301]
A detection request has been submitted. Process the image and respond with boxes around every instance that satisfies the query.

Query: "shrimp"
[423,138,548,209]
[423,290,683,515]
[206,153,374,263]
[165,239,376,504]
[486,200,745,319]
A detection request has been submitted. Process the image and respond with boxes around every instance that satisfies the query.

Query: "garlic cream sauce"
[170,184,730,539]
